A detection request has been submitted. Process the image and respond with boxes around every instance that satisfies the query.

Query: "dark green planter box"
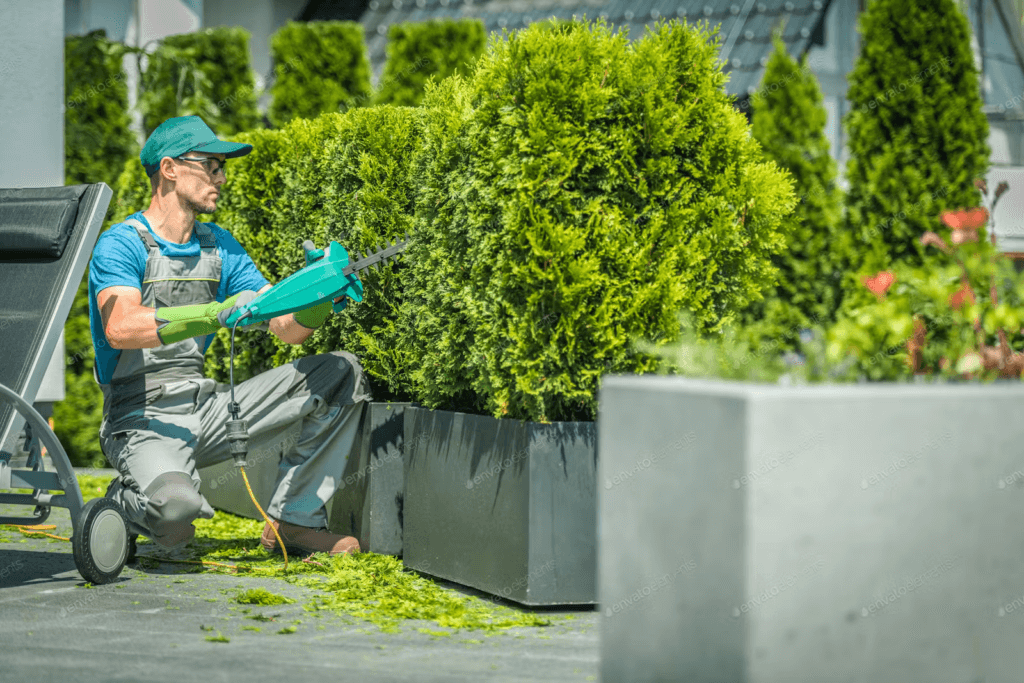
[402,406,597,605]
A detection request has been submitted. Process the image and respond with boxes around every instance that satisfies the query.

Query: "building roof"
[357,0,832,97]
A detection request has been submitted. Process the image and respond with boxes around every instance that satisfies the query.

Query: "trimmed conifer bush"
[201,109,424,402]
[400,19,797,422]
[373,18,487,106]
[139,27,261,137]
[268,21,372,127]
[744,34,848,350]
[844,0,989,269]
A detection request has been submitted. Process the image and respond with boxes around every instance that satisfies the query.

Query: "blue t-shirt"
[89,211,270,384]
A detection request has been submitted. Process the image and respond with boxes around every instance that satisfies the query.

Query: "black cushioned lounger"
[0,183,130,583]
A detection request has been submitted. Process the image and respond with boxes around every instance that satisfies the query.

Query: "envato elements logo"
[732,431,826,489]
[466,443,530,490]
[861,554,958,617]
[604,432,697,490]
[860,431,953,490]
[998,590,1024,617]
[732,557,825,616]
[605,560,697,617]
[997,469,1024,490]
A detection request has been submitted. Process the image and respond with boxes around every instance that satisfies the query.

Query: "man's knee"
[144,472,203,546]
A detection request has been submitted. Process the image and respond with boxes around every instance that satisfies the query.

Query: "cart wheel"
[72,498,129,584]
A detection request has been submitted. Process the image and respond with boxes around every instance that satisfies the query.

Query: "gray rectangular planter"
[598,376,1024,683]
[198,402,408,556]
[402,406,597,606]
[327,402,407,555]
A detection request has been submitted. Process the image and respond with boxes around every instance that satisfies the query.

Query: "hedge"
[398,19,797,422]
[139,26,261,138]
[64,30,137,189]
[744,34,849,351]
[268,21,372,127]
[844,0,989,269]
[201,108,424,402]
[373,18,487,106]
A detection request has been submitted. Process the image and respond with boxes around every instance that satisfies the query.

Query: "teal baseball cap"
[140,115,252,176]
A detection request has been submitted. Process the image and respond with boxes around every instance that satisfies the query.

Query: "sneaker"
[260,518,360,556]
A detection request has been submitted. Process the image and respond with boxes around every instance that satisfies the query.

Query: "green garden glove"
[155,291,259,344]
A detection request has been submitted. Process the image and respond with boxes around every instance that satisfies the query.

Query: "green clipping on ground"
[77,474,559,634]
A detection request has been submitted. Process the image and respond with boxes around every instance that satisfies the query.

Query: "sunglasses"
[177,156,227,176]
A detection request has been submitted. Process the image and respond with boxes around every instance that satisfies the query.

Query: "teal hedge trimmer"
[224,236,408,328]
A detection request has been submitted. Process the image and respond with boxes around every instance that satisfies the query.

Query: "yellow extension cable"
[9,466,289,573]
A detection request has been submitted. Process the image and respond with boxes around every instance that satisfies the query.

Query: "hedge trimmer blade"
[342,235,408,276]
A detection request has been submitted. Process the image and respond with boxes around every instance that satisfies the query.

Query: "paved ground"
[0,469,599,683]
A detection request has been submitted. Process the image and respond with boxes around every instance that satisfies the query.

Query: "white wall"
[0,0,65,188]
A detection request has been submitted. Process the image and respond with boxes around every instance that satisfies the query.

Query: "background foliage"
[268,21,372,127]
[139,26,261,138]
[743,34,849,352]
[373,18,487,106]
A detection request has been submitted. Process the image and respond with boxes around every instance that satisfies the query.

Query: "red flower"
[949,281,976,310]
[941,207,988,230]
[862,271,895,297]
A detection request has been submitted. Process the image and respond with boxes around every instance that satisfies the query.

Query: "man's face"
[173,151,227,214]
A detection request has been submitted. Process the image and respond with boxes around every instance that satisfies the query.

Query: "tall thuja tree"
[844,0,989,270]
[745,34,848,348]
[268,21,372,127]
[139,27,261,137]
[373,19,486,106]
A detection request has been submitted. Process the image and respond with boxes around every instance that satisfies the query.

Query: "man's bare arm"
[264,283,318,345]
[98,286,162,349]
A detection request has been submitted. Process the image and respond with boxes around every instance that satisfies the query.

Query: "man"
[89,115,369,557]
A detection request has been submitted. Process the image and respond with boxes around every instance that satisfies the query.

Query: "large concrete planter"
[403,406,597,605]
[598,376,1024,683]
[198,402,408,556]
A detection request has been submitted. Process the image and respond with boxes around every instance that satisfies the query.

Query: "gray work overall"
[97,218,370,547]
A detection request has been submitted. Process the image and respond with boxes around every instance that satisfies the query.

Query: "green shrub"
[400,19,796,422]
[743,34,849,351]
[139,27,261,138]
[268,21,372,127]
[65,30,137,189]
[844,0,988,270]
[373,19,486,106]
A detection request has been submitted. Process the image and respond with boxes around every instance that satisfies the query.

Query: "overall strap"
[192,221,218,249]
[124,217,158,250]
[124,217,219,251]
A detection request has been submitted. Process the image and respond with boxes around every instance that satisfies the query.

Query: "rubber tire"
[72,498,129,584]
